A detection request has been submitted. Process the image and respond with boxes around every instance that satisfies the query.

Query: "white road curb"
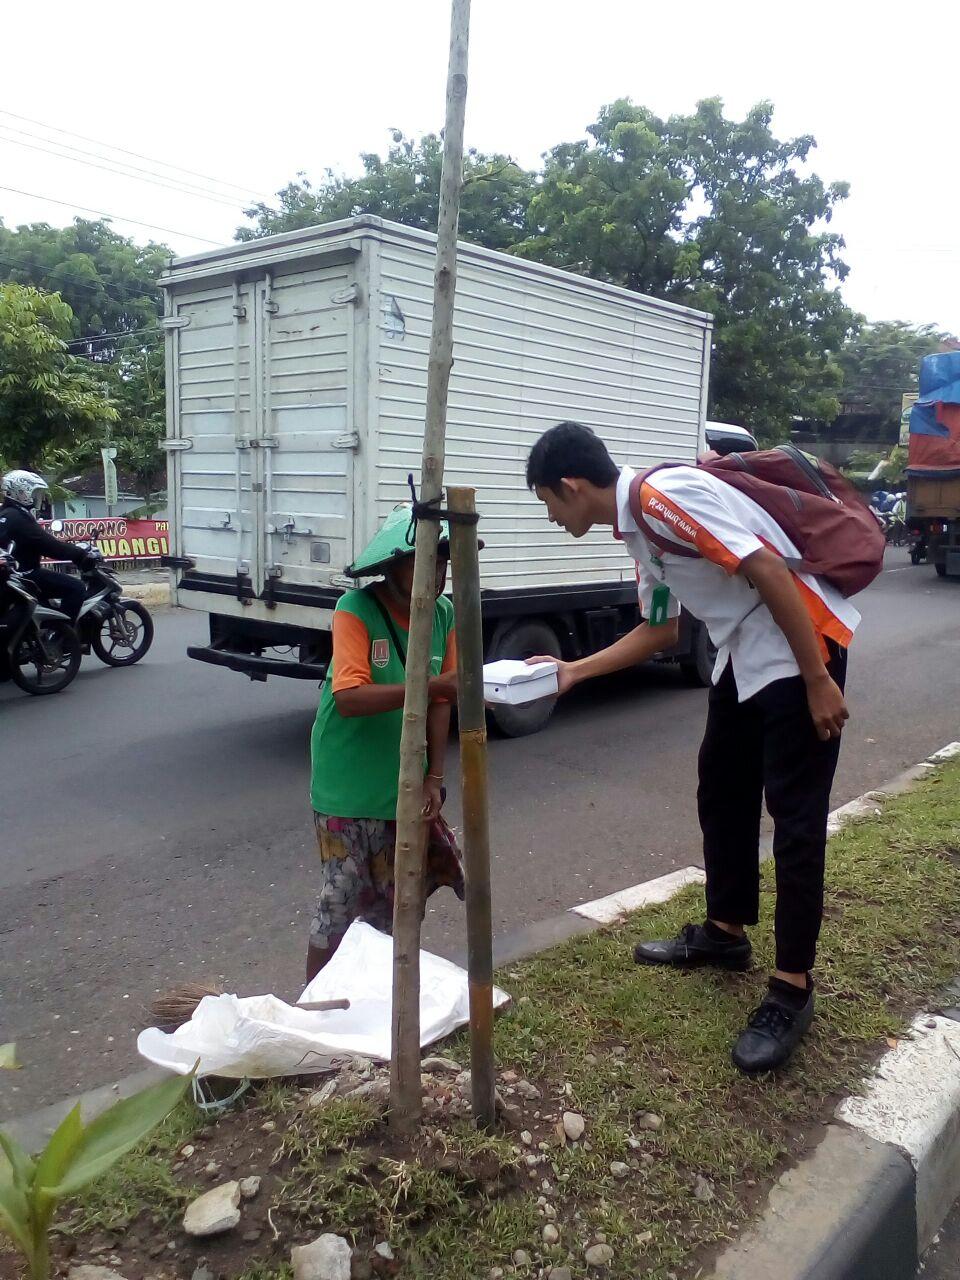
[839,1015,960,1250]
[570,865,706,924]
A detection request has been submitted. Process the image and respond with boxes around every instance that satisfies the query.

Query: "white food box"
[482,659,559,706]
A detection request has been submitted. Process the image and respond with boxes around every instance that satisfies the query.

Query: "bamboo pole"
[390,0,472,1134]
[447,485,496,1129]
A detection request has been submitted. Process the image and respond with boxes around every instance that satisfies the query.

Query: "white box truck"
[160,215,714,734]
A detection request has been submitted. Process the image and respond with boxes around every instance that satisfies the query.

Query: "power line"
[0,129,250,211]
[0,117,266,203]
[0,252,162,309]
[0,106,273,204]
[0,183,220,245]
[67,324,162,348]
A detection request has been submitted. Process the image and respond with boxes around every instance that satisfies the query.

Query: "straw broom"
[148,983,349,1032]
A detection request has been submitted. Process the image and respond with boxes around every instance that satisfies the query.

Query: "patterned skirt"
[309,811,465,957]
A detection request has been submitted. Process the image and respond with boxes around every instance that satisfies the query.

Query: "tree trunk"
[390,0,472,1135]
[447,485,496,1129]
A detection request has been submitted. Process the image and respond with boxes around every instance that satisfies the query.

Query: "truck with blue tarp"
[907,351,960,579]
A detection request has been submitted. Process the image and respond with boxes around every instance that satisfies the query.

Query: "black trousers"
[698,643,847,974]
[24,567,86,624]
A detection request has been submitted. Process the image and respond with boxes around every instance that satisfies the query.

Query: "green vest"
[310,587,455,820]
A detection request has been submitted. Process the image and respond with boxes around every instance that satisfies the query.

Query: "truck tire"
[487,619,562,738]
[679,621,717,688]
[935,562,948,578]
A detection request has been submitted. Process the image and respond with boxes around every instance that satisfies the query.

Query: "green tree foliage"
[237,130,536,252]
[0,219,166,355]
[838,321,953,431]
[0,283,117,470]
[513,98,858,439]
[101,342,167,501]
[0,220,168,493]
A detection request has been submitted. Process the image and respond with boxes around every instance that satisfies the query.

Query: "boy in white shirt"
[526,421,856,1074]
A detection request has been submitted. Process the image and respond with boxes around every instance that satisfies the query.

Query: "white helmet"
[1,469,49,509]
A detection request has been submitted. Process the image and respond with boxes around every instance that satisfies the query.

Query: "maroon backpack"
[629,444,885,598]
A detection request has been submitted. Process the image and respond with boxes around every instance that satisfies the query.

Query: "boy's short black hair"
[526,421,620,492]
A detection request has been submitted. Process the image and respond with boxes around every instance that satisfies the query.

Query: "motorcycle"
[870,492,908,548]
[75,548,155,666]
[0,550,82,695]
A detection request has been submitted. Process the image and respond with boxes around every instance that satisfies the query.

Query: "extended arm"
[529,617,680,696]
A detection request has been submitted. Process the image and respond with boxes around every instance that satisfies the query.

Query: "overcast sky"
[3,0,958,333]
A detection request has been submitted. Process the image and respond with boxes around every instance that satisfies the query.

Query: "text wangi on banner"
[39,518,170,562]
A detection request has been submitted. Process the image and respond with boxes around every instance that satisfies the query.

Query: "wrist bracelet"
[427,773,444,782]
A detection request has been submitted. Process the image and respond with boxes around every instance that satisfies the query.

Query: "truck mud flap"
[186,644,328,682]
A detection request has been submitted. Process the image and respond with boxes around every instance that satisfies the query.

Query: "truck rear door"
[168,283,261,591]
[168,259,358,601]
[257,266,357,598]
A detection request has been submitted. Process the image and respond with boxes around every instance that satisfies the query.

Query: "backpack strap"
[627,466,701,560]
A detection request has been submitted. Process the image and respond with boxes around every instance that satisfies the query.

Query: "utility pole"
[390,0,472,1134]
[102,426,118,520]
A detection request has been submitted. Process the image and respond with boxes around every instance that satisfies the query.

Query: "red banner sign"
[40,517,170,561]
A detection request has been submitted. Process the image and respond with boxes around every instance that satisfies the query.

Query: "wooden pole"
[447,485,496,1129]
[390,0,472,1134]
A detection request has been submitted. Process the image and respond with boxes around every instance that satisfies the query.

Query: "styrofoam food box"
[482,659,559,705]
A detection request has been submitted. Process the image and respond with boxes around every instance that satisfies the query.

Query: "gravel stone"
[562,1111,585,1142]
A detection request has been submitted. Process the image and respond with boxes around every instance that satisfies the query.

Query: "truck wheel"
[935,562,948,578]
[679,622,717,688]
[487,619,562,738]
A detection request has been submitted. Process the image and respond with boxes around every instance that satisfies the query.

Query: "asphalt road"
[1,550,958,1119]
[919,1199,960,1278]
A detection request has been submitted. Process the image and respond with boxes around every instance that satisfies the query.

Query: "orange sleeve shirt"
[331,609,457,697]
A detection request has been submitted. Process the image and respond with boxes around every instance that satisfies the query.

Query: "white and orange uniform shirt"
[615,464,860,701]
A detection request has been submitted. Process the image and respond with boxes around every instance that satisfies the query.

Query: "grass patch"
[280,1097,380,1156]
[234,1265,293,1280]
[48,759,960,1279]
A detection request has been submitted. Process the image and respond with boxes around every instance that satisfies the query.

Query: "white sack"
[138,921,509,1079]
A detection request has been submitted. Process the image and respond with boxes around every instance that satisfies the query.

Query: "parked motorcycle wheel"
[92,600,154,666]
[10,617,82,695]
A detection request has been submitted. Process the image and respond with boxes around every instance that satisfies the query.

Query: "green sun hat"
[345,504,451,578]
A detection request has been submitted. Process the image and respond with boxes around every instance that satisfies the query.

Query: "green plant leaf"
[0,1173,33,1257]
[0,1044,20,1069]
[0,1130,36,1191]
[33,1107,84,1193]
[44,1073,191,1199]
[32,1106,85,1234]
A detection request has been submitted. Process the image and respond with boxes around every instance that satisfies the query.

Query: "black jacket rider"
[0,500,91,621]
[0,500,89,571]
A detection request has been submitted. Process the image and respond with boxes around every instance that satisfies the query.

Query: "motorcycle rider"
[0,471,97,623]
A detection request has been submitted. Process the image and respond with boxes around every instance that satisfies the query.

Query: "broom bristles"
[148,981,224,1031]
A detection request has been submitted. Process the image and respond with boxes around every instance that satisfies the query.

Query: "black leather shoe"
[633,922,752,971]
[732,984,814,1075]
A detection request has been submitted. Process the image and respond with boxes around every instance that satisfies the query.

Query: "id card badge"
[649,583,672,626]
